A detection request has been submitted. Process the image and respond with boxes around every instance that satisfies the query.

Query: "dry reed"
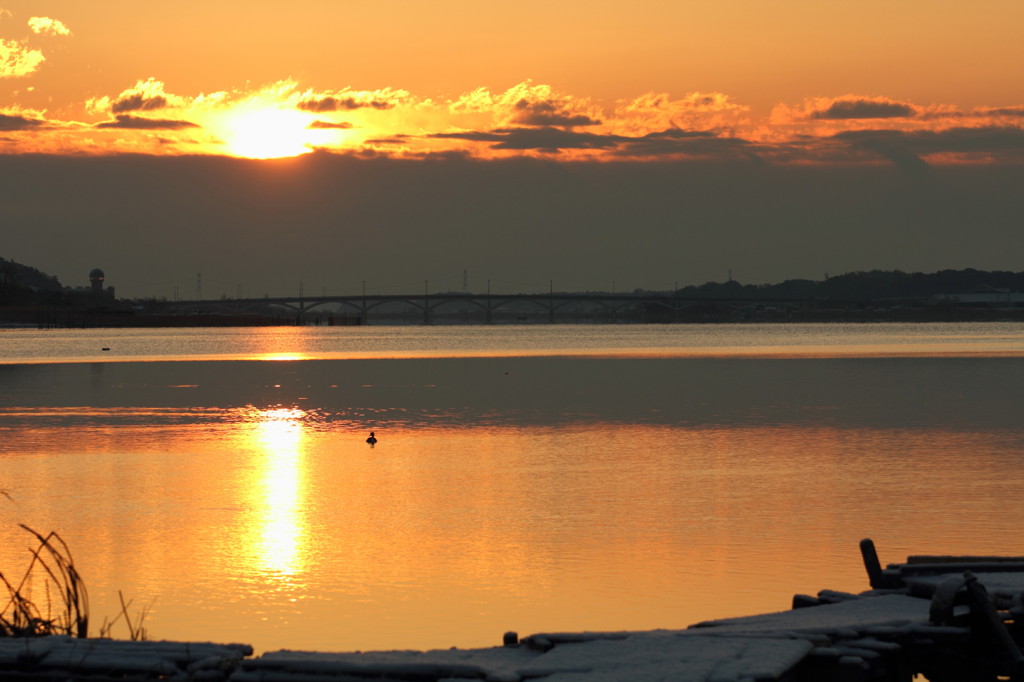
[0,524,89,638]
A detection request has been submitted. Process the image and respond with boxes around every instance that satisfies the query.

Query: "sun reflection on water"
[248,407,307,578]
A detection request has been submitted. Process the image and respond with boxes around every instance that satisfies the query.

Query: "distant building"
[90,268,105,293]
[89,268,115,298]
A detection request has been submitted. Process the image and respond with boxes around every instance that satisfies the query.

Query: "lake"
[1,322,1023,654]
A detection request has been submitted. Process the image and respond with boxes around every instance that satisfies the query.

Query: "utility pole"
[486,279,492,324]
[361,280,367,325]
[423,279,430,325]
[548,279,555,324]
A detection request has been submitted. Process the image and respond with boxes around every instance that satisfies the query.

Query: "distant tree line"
[673,269,1024,301]
[0,258,65,305]
[3,256,1023,308]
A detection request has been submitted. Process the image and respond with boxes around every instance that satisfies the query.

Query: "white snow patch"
[253,632,812,682]
[688,594,931,636]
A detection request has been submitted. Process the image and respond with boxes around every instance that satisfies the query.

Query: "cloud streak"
[0,111,45,130]
[433,127,623,151]
[837,126,1024,168]
[95,115,199,130]
[309,120,353,129]
[511,98,601,127]
[2,74,1023,166]
[812,99,915,120]
[297,88,405,112]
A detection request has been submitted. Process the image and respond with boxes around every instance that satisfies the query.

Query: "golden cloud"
[494,81,604,129]
[87,77,184,115]
[28,16,71,37]
[612,92,750,137]
[4,75,1023,166]
[296,87,407,113]
[0,38,44,78]
[449,87,494,115]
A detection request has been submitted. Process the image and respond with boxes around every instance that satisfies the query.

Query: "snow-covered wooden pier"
[2,539,1023,681]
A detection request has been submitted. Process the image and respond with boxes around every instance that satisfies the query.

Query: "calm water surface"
[1,323,1023,653]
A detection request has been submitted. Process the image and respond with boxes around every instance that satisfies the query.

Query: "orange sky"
[2,0,1023,163]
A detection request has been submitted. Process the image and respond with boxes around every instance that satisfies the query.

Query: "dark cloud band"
[812,100,915,120]
[0,113,45,131]
[96,115,199,130]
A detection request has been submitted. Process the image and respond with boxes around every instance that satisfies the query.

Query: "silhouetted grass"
[98,590,151,641]
[0,524,89,638]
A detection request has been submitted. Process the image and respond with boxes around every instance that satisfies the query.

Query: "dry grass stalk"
[98,590,151,641]
[0,524,89,638]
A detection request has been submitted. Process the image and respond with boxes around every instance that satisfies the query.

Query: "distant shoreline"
[4,305,1024,328]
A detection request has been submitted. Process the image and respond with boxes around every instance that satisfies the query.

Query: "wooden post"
[860,540,884,585]
[964,571,1024,678]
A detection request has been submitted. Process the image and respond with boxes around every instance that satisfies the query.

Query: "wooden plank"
[906,555,1024,565]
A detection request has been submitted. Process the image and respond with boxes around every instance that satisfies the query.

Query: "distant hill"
[0,257,64,304]
[674,269,1024,301]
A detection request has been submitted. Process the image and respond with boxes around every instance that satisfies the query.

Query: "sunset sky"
[2,0,1023,297]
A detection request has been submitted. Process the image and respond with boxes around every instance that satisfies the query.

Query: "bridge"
[164,291,771,325]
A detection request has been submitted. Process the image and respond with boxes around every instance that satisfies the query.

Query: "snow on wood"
[905,570,1024,599]
[0,636,250,680]
[688,594,932,636]
[4,540,1024,681]
[238,633,812,682]
[512,633,813,682]
[238,645,538,681]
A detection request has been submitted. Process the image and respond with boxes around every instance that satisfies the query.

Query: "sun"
[221,107,317,159]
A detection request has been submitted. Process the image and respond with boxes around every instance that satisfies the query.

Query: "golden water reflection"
[241,406,308,579]
[3,410,1024,654]
[3,349,1024,654]
[256,353,310,362]
[5,323,1022,364]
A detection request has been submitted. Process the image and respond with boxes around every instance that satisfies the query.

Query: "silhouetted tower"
[89,268,105,293]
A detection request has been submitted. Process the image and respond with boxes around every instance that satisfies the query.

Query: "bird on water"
[366,431,377,446]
